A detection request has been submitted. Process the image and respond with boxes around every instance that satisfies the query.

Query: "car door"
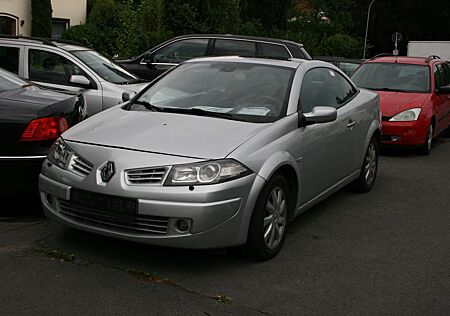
[434,63,450,133]
[137,38,210,80]
[24,46,103,115]
[297,67,359,204]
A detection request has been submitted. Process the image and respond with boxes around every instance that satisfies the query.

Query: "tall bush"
[31,0,53,37]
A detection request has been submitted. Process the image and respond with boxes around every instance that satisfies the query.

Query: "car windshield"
[72,50,138,84]
[351,62,430,93]
[0,67,30,92]
[130,61,295,123]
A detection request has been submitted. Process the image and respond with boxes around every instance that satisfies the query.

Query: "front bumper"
[39,169,266,249]
[381,119,429,146]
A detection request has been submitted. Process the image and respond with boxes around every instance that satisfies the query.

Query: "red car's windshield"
[352,62,430,93]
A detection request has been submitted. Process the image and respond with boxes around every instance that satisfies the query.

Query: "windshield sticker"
[236,107,271,116]
[192,106,233,113]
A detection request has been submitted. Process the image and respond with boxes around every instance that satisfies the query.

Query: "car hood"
[62,107,269,159]
[376,91,429,117]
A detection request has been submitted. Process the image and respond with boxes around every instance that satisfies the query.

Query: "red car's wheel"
[419,123,433,155]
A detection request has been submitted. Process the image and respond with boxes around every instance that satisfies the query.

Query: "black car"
[314,56,364,76]
[0,67,86,192]
[117,34,312,81]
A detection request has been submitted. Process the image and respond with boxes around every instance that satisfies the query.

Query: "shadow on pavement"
[0,189,44,219]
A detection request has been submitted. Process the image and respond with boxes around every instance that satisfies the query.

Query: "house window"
[51,18,69,39]
[0,14,18,36]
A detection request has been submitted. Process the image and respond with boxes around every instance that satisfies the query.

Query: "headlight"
[164,159,251,186]
[389,108,421,121]
[47,138,73,169]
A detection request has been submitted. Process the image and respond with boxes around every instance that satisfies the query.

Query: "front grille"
[69,155,93,177]
[125,167,169,185]
[57,198,169,235]
[381,135,392,141]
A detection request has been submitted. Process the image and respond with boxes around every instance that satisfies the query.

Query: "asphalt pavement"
[1,137,449,315]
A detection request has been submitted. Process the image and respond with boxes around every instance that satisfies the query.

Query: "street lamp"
[363,0,376,59]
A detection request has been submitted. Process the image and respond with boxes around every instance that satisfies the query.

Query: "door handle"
[346,120,356,128]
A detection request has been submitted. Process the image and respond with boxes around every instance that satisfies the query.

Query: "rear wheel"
[245,174,290,261]
[353,137,378,193]
[419,123,433,155]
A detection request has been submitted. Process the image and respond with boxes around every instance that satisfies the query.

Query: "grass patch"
[38,248,75,262]
[127,269,171,285]
[213,294,233,304]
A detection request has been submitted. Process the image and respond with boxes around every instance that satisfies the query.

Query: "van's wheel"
[419,123,433,155]
[353,137,378,193]
[245,174,290,261]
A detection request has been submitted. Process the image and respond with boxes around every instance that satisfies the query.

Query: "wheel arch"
[360,120,381,164]
[256,151,300,221]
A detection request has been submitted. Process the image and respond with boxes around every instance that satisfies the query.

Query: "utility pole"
[363,0,376,59]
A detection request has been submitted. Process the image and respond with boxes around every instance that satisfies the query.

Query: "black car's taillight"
[20,116,69,142]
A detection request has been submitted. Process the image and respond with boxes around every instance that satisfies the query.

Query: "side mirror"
[144,52,154,64]
[69,75,91,88]
[300,106,337,126]
[122,90,136,102]
[436,85,450,95]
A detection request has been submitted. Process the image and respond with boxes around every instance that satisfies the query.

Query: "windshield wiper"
[374,87,409,93]
[159,107,234,119]
[134,100,162,112]
[119,78,148,85]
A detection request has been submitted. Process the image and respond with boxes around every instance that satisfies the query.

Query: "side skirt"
[294,170,360,217]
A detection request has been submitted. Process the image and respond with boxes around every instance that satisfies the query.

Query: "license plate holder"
[70,188,137,220]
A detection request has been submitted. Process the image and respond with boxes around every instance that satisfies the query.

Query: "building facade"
[0,0,87,38]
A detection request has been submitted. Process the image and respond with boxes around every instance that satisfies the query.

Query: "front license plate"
[70,188,137,220]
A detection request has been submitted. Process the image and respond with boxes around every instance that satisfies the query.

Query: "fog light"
[391,136,401,142]
[46,193,53,205]
[175,219,191,233]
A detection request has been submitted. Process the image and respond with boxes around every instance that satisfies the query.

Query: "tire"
[419,123,433,155]
[353,137,379,193]
[244,174,290,261]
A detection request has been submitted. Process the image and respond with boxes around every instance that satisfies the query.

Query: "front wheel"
[353,137,378,193]
[419,123,433,155]
[245,174,290,261]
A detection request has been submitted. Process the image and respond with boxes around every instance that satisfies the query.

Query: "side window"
[259,43,290,58]
[434,65,441,89]
[438,63,450,86]
[28,49,86,85]
[300,68,357,112]
[213,39,256,57]
[153,39,208,63]
[0,46,20,74]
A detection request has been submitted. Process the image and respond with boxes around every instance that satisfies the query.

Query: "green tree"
[242,0,290,34]
[31,0,53,37]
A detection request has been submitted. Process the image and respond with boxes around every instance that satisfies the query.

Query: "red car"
[351,55,450,154]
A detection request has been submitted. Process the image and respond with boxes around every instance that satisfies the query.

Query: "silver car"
[0,36,148,116]
[39,56,381,260]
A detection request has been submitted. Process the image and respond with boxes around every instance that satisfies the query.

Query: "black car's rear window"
[0,67,29,92]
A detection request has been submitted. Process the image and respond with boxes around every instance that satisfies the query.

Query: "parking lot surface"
[1,138,449,315]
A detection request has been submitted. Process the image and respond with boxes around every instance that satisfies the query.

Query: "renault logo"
[100,161,115,182]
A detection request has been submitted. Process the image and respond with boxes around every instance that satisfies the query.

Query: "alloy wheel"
[263,187,287,250]
[426,125,433,152]
[364,142,377,185]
